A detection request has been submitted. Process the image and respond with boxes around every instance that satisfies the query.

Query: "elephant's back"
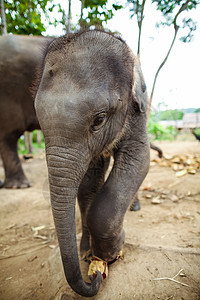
[0,35,48,134]
[0,35,49,81]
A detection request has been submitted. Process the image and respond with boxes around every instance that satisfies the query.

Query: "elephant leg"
[0,134,30,188]
[87,114,150,262]
[130,192,141,211]
[78,156,110,256]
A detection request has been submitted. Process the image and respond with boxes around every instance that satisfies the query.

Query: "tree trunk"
[81,0,84,20]
[0,0,7,35]
[37,131,42,145]
[66,0,72,34]
[137,0,146,56]
[146,0,191,122]
[146,26,179,122]
[24,132,33,154]
[28,132,33,153]
[80,0,84,30]
[28,0,32,24]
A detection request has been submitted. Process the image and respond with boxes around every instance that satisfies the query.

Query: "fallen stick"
[153,268,191,288]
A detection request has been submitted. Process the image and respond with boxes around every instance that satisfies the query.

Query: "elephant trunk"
[46,142,102,297]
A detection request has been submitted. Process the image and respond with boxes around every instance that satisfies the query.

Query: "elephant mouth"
[84,250,124,281]
[82,248,124,265]
[107,250,124,265]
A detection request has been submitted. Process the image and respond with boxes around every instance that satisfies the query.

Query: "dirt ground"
[0,140,200,300]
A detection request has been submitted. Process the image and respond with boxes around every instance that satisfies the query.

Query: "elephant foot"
[130,197,141,211]
[4,177,31,189]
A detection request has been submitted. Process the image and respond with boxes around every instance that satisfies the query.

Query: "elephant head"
[34,30,150,297]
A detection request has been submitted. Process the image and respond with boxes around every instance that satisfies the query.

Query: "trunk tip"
[69,270,103,297]
[89,271,103,296]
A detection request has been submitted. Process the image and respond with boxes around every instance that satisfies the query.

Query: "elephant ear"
[132,56,148,113]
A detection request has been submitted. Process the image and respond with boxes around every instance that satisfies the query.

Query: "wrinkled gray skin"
[0,35,51,188]
[35,30,150,297]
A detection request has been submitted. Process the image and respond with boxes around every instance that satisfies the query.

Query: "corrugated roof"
[182,113,200,128]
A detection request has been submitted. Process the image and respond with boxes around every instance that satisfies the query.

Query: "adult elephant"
[0,34,51,188]
[35,30,150,297]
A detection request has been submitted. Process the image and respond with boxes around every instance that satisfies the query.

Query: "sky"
[45,0,200,111]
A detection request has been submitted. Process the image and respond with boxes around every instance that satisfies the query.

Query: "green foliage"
[159,109,184,120]
[148,112,177,140]
[194,108,200,113]
[153,0,198,15]
[80,0,123,29]
[194,128,200,136]
[18,131,45,155]
[32,130,45,147]
[18,138,29,155]
[127,0,144,21]
[1,0,57,35]
[179,17,197,42]
[148,120,176,141]
[153,0,198,42]
[150,109,184,122]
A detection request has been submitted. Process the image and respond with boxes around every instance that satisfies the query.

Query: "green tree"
[127,0,199,121]
[127,0,146,55]
[159,109,184,120]
[148,118,176,140]
[1,0,57,35]
[148,0,198,118]
[79,0,123,29]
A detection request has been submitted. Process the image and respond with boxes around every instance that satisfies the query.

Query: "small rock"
[171,157,181,164]
[49,245,56,249]
[171,195,179,202]
[145,194,152,199]
[150,161,157,167]
[5,277,12,281]
[160,194,166,199]
[164,155,173,160]
[186,159,192,165]
[151,197,162,204]
[176,169,187,177]
[159,161,170,167]
[187,168,196,175]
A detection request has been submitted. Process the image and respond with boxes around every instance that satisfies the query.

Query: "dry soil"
[0,140,200,300]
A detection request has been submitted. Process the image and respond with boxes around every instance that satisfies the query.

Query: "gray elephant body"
[35,30,150,297]
[0,35,51,188]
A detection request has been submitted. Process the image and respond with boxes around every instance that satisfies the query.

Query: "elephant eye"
[91,113,107,132]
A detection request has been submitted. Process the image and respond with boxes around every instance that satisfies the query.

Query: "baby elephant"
[34,30,150,297]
